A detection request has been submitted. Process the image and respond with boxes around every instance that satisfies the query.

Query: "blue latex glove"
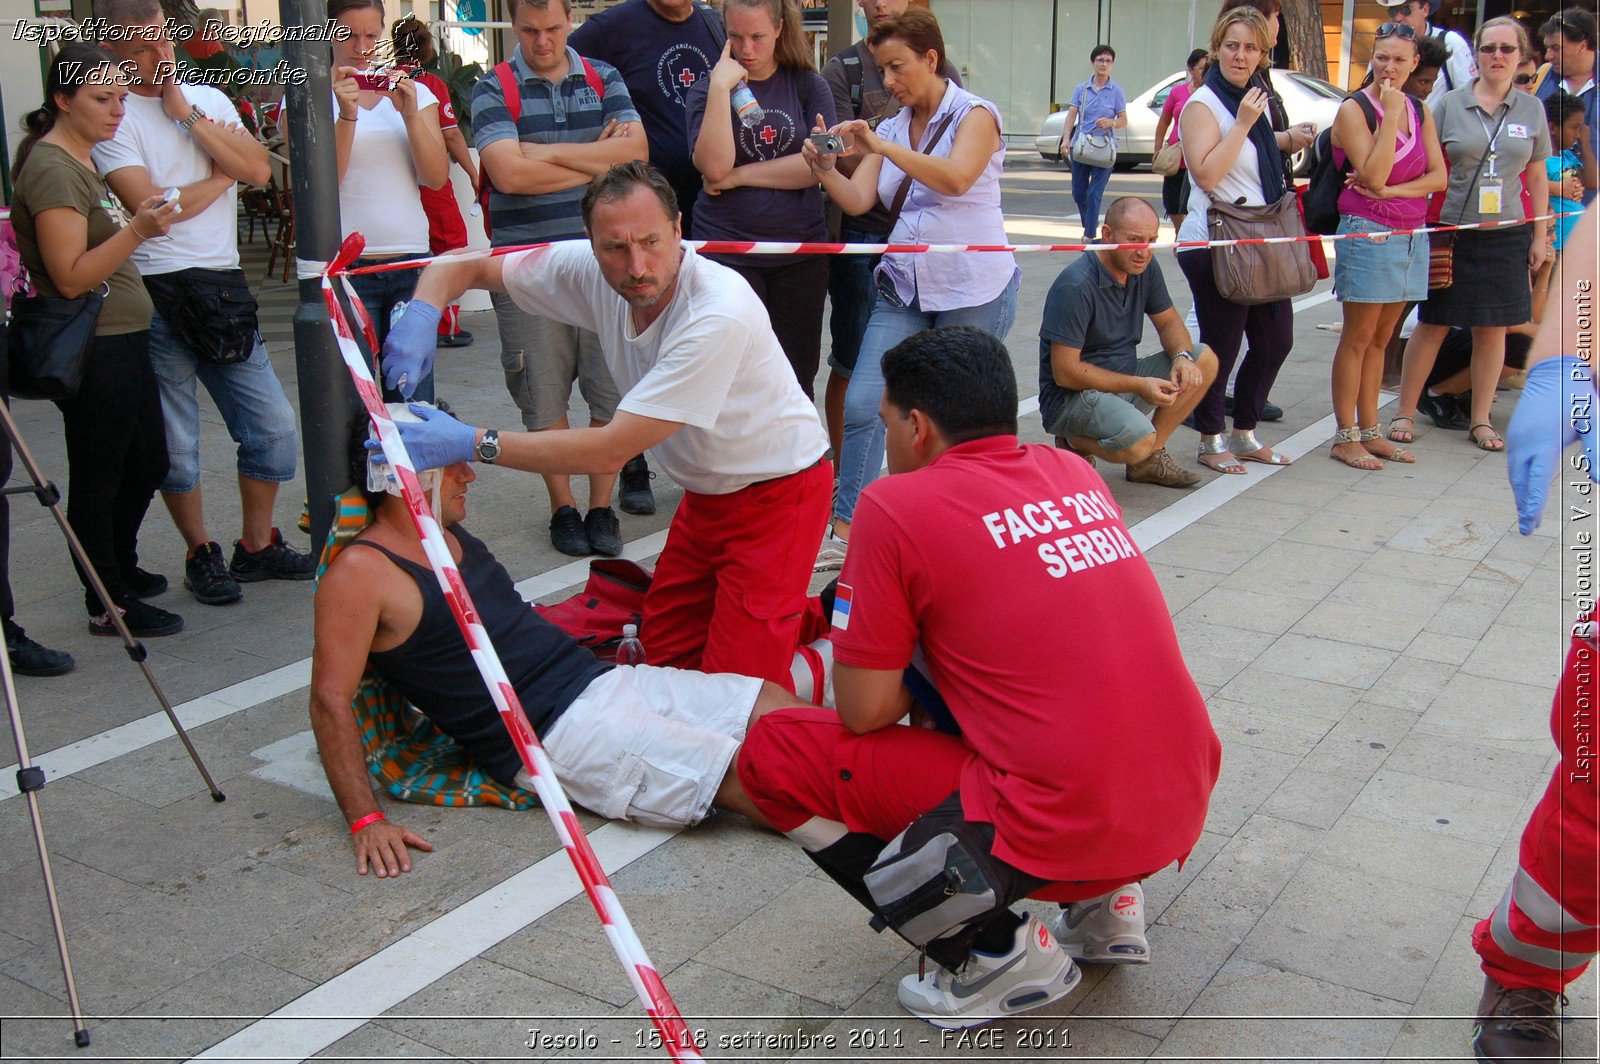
[379,300,443,399]
[1505,356,1600,535]
[364,403,477,472]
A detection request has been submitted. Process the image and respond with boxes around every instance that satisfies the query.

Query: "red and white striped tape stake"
[320,234,705,1064]
[331,210,1579,277]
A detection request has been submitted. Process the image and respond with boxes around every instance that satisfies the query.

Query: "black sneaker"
[549,505,591,556]
[5,621,74,677]
[437,330,474,348]
[1222,395,1285,422]
[185,541,244,605]
[124,567,169,599]
[229,528,316,583]
[584,507,623,557]
[618,455,656,515]
[89,598,184,638]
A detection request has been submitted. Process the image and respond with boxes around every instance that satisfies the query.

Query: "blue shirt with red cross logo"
[684,67,836,244]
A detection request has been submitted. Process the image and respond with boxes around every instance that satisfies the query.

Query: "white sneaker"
[1051,882,1149,964]
[813,533,848,572]
[896,916,1082,1029]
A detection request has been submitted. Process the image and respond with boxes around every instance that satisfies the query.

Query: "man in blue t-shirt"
[1538,7,1600,206]
[570,0,726,234]
[1038,198,1216,488]
[471,0,647,559]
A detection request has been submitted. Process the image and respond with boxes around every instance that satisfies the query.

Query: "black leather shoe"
[437,330,474,348]
[549,505,591,556]
[1418,391,1471,430]
[584,507,623,557]
[1223,394,1285,422]
[5,621,74,677]
[618,455,656,515]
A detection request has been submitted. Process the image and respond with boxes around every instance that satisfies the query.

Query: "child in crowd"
[1543,89,1596,253]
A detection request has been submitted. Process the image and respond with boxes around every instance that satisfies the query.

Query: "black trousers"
[0,320,13,624]
[710,255,829,399]
[1177,247,1295,435]
[53,331,168,613]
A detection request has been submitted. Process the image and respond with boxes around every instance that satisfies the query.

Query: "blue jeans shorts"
[1333,214,1430,304]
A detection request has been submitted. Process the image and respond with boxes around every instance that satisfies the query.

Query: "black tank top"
[352,526,609,785]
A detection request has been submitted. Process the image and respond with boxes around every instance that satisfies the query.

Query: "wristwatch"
[475,428,501,465]
[178,106,207,131]
[1173,349,1196,364]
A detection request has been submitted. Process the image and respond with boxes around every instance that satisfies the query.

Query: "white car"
[1035,68,1346,173]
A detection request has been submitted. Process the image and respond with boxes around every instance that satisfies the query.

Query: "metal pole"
[1338,0,1356,89]
[1049,0,1060,112]
[283,0,359,557]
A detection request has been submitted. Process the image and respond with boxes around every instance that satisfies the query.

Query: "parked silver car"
[1035,68,1346,173]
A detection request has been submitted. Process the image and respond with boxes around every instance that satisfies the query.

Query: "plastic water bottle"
[618,624,646,666]
[389,301,408,330]
[730,83,764,129]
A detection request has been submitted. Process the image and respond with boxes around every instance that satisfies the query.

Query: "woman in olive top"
[9,44,184,637]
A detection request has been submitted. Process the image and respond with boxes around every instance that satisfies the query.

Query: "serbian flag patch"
[832,583,853,631]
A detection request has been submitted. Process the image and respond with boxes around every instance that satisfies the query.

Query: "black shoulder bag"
[6,281,108,401]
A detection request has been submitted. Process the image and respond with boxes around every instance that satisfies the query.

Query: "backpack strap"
[579,56,604,100]
[494,60,521,125]
[695,1,726,51]
[1351,89,1378,132]
[842,51,864,112]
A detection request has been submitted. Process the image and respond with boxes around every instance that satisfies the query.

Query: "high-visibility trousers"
[1472,621,1599,993]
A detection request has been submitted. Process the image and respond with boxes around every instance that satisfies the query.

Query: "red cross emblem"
[758,125,777,145]
[678,68,697,87]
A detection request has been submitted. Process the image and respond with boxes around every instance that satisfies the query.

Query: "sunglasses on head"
[1376,22,1418,40]
[1478,43,1520,55]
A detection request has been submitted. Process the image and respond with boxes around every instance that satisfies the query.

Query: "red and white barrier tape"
[332,210,1578,276]
[321,235,703,1064]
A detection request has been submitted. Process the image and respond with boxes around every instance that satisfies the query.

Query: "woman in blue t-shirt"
[687,0,835,398]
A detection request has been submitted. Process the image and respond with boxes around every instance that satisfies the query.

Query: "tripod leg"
[4,649,91,1046]
[0,402,224,801]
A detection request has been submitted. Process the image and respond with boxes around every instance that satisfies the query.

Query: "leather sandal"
[1360,425,1414,464]
[1198,434,1246,474]
[1228,429,1291,465]
[1468,422,1506,452]
[1386,415,1415,444]
[1330,426,1383,470]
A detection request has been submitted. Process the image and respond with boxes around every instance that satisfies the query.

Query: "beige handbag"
[1152,141,1184,177]
[1205,191,1316,306]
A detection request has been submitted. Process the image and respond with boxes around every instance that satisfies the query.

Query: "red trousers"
[422,185,468,338]
[737,706,1134,905]
[1473,623,1600,992]
[642,460,831,689]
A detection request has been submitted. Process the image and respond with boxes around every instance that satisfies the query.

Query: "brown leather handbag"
[1205,190,1317,305]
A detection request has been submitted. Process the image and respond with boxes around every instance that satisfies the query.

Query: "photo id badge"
[1479,183,1503,216]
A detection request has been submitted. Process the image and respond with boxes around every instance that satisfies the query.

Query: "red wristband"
[349,811,386,835]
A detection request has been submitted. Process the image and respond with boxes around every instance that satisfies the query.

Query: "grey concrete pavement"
[0,155,1592,1061]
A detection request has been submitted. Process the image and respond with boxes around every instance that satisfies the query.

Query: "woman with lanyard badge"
[329,0,448,402]
[1389,16,1550,453]
[802,8,1018,563]
[1176,6,1305,473]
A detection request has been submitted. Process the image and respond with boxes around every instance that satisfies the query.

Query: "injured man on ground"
[308,406,816,878]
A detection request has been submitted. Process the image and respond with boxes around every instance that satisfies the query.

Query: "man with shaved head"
[1038,196,1216,488]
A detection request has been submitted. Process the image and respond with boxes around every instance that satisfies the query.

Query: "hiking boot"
[5,621,74,677]
[1125,447,1201,489]
[584,507,623,557]
[124,566,169,599]
[89,598,184,638]
[185,542,243,605]
[549,505,591,556]
[618,455,656,515]
[1472,975,1564,1061]
[897,915,1082,1029]
[1052,882,1150,964]
[1054,436,1095,468]
[229,528,316,583]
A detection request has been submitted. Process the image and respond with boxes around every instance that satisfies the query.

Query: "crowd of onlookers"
[2,0,1595,664]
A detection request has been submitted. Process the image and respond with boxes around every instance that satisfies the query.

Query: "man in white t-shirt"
[380,162,832,693]
[93,0,314,607]
[1380,0,1475,108]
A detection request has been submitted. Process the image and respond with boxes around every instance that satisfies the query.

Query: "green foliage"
[426,49,485,139]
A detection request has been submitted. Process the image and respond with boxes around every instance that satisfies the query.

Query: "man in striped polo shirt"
[471,0,647,558]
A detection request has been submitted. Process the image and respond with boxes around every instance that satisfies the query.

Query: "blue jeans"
[148,309,299,495]
[347,260,430,403]
[1069,158,1114,235]
[826,224,886,377]
[834,272,1020,523]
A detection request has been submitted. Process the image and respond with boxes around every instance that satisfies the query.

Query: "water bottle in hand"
[730,83,764,129]
[618,623,646,666]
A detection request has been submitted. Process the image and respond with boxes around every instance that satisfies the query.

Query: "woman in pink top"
[1327,23,1445,469]
[1154,49,1209,231]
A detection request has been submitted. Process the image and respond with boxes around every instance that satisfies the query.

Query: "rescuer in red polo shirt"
[737,325,1221,1030]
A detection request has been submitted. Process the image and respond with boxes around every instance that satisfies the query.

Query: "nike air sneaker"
[897,915,1082,1029]
[1052,882,1150,964]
